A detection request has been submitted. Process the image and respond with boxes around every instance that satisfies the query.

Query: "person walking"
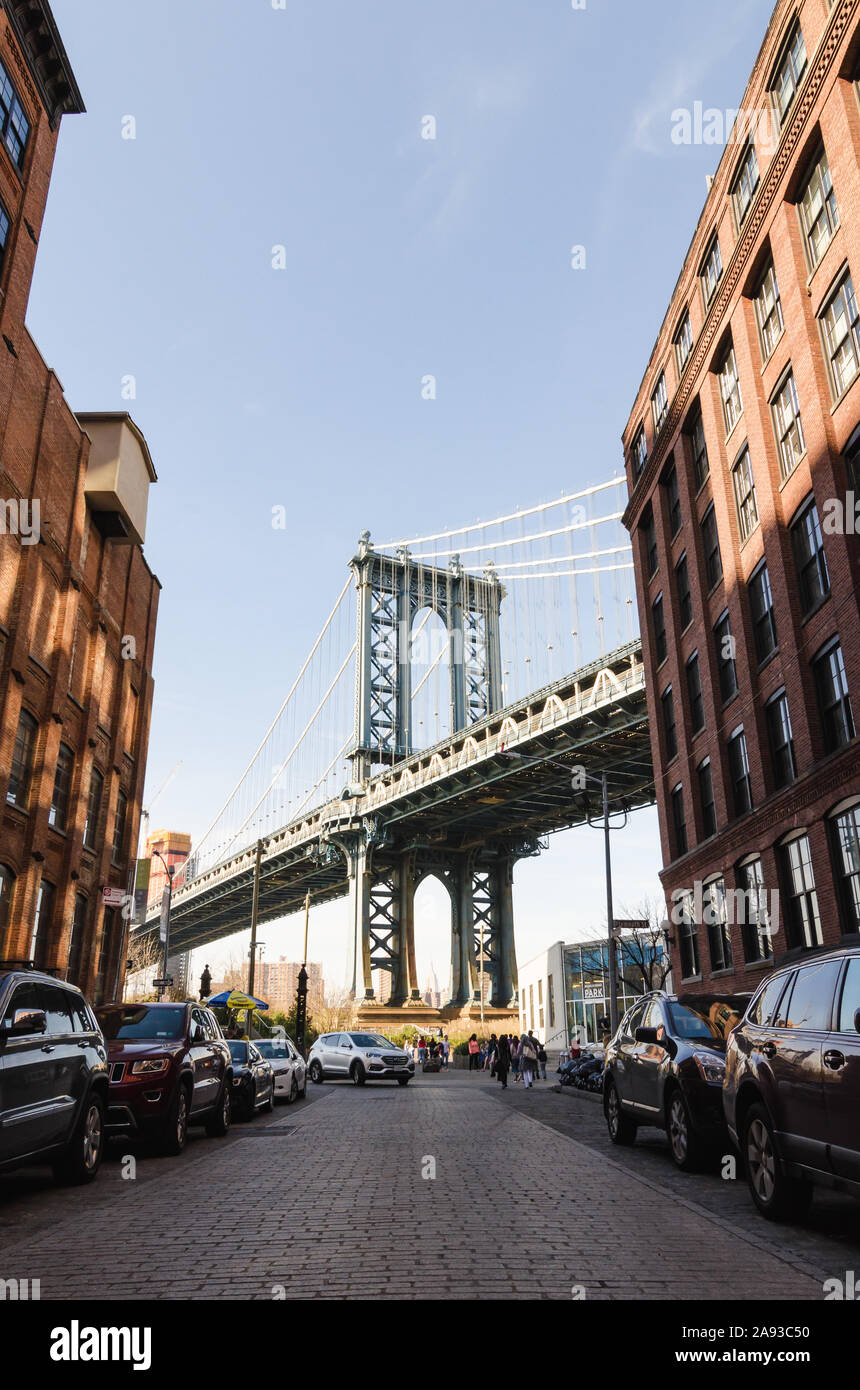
[418,1037,426,1065]
[441,1034,450,1069]
[467,1033,480,1071]
[496,1032,510,1088]
[487,1033,498,1076]
[519,1031,538,1088]
[510,1034,521,1083]
[537,1039,548,1081]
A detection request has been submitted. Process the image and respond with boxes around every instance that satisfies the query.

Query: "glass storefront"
[563,938,664,1045]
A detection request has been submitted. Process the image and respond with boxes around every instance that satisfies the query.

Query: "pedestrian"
[496,1032,510,1088]
[467,1033,480,1071]
[537,1039,547,1081]
[519,1030,538,1088]
[442,1033,450,1068]
[510,1034,520,1082]
[418,1036,426,1064]
[487,1033,498,1076]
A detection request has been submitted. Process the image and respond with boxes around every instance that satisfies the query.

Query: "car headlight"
[130,1058,170,1075]
[366,1051,382,1059]
[693,1051,726,1084]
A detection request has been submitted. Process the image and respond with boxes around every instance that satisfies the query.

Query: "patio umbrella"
[207,989,269,1011]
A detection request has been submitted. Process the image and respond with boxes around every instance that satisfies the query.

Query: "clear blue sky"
[31,0,776,989]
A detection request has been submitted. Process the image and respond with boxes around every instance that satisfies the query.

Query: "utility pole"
[295,891,310,1057]
[602,772,619,1036]
[247,839,263,1017]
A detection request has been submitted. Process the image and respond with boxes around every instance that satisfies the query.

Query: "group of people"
[467,1031,547,1088]
[408,1034,451,1068]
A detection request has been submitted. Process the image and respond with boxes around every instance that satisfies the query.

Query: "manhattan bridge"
[141,476,655,1019]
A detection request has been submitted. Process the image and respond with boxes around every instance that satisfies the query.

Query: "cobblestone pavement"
[0,1071,843,1300]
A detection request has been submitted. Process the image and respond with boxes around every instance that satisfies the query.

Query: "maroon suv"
[95,1001,232,1154]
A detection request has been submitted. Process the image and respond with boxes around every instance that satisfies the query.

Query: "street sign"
[152,977,173,988]
[613,919,650,935]
[101,886,126,907]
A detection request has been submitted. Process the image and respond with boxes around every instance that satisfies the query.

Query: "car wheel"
[286,1074,299,1105]
[53,1091,105,1186]
[308,1060,324,1085]
[350,1061,366,1086]
[666,1087,704,1171]
[604,1079,637,1146]
[161,1083,190,1155]
[205,1079,232,1137]
[742,1102,813,1221]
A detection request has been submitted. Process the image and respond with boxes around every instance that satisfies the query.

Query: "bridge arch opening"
[411,606,451,749]
[412,873,452,1006]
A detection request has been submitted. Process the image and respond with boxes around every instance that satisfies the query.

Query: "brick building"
[257,958,325,1016]
[623,0,860,995]
[0,1,160,1001]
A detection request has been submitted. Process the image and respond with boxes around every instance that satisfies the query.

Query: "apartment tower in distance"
[0,2,160,1001]
[624,0,860,995]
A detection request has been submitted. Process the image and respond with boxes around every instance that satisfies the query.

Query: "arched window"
[49,742,74,831]
[84,766,104,850]
[7,709,37,808]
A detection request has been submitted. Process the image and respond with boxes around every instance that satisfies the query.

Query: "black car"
[724,943,860,1220]
[228,1040,275,1119]
[604,990,750,1170]
[0,962,108,1184]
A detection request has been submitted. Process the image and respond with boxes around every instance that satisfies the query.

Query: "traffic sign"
[153,977,173,988]
[102,886,126,907]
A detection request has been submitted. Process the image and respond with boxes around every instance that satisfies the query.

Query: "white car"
[307,1031,414,1086]
[255,1036,307,1103]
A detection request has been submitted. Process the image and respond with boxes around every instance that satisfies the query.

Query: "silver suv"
[307,1031,414,1087]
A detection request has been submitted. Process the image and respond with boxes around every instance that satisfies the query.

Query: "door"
[760,959,842,1174]
[0,982,80,1160]
[326,1033,352,1075]
[612,1000,646,1106]
[824,956,860,1183]
[632,998,668,1114]
[188,1008,217,1112]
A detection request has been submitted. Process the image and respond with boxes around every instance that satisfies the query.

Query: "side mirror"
[6,1008,48,1037]
[635,1027,659,1044]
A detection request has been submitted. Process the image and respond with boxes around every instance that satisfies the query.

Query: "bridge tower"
[342,534,520,1014]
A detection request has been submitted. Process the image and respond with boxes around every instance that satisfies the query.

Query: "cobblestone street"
[0,1071,850,1301]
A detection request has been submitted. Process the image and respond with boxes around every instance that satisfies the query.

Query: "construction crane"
[138,760,183,857]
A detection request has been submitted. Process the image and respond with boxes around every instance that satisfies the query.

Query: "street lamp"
[498,749,628,1036]
[295,891,311,1058]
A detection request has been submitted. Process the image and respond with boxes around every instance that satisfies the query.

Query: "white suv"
[307,1031,414,1086]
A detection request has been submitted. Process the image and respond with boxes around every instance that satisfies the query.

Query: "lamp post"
[295,891,311,1058]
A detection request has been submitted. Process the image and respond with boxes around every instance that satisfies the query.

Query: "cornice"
[2,0,85,129]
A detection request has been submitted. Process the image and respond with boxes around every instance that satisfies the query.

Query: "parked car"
[254,1035,306,1103]
[724,942,860,1220]
[0,962,108,1184]
[228,1040,275,1118]
[95,1001,232,1154]
[604,990,750,1170]
[307,1031,414,1086]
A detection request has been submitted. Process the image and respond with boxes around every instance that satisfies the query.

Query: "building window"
[29,878,55,969]
[732,143,760,226]
[771,19,807,126]
[820,271,860,399]
[791,497,830,617]
[701,503,722,589]
[739,857,773,963]
[67,893,88,986]
[732,447,758,542]
[49,743,74,832]
[652,592,667,665]
[766,688,796,789]
[813,639,855,753]
[84,767,104,851]
[831,803,860,934]
[112,790,128,865]
[698,759,717,838]
[727,727,753,816]
[651,372,669,433]
[798,148,838,270]
[632,425,647,480]
[718,347,743,434]
[0,59,30,169]
[780,833,822,948]
[845,428,860,493]
[771,370,805,480]
[662,686,677,761]
[671,784,687,857]
[674,310,693,374]
[688,406,709,489]
[675,552,692,630]
[754,260,784,361]
[686,651,705,734]
[704,877,733,973]
[640,505,658,578]
[714,610,738,703]
[0,198,10,280]
[749,561,778,664]
[7,709,37,809]
[0,863,14,945]
[701,235,723,309]
[662,461,681,536]
[676,893,700,980]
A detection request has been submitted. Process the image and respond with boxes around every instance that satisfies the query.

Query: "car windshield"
[666,995,748,1043]
[228,1041,250,1063]
[349,1033,391,1049]
[97,1005,186,1041]
[255,1040,289,1059]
